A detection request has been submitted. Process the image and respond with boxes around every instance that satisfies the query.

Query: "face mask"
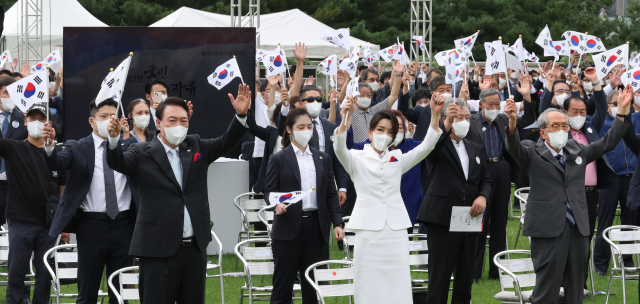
[510,72,519,80]
[452,119,470,138]
[392,132,404,147]
[498,78,507,89]
[635,96,640,107]
[27,120,44,138]
[163,125,188,146]
[610,107,618,117]
[274,91,282,104]
[604,79,610,86]
[572,68,580,74]
[162,94,167,101]
[555,93,569,107]
[305,102,322,117]
[1,97,15,112]
[94,119,111,138]
[441,93,452,100]
[416,104,428,108]
[568,115,586,130]
[583,82,593,92]
[483,109,500,122]
[545,129,568,150]
[357,97,372,108]
[292,130,313,147]
[368,82,379,92]
[372,132,393,151]
[532,77,539,82]
[133,115,150,129]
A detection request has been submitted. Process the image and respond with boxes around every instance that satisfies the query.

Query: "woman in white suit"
[334,93,445,303]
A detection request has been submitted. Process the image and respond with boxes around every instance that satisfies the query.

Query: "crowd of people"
[0,41,639,304]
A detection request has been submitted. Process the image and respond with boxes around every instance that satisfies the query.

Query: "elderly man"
[503,84,634,303]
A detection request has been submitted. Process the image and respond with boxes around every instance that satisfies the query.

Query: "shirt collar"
[91,132,106,149]
[291,143,312,157]
[544,141,564,157]
[313,116,322,125]
[159,137,177,154]
[480,113,489,125]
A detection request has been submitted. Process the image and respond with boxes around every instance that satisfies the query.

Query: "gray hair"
[606,89,618,104]
[479,88,500,103]
[426,68,442,82]
[358,82,372,94]
[441,97,469,117]
[537,108,569,129]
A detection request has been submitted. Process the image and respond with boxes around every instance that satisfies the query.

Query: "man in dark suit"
[417,98,491,304]
[105,85,250,304]
[503,84,633,303]
[466,75,536,280]
[43,98,138,304]
[264,108,344,303]
[145,78,168,135]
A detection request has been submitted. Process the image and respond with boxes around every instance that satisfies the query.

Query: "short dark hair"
[529,70,539,75]
[0,76,16,91]
[429,75,448,93]
[426,68,442,82]
[0,70,12,78]
[551,80,570,92]
[156,97,190,121]
[11,72,22,79]
[144,78,168,95]
[411,88,431,107]
[358,65,368,73]
[390,110,407,133]
[300,85,321,99]
[281,108,313,148]
[360,69,379,82]
[380,71,392,83]
[563,96,587,112]
[89,98,118,117]
[369,110,399,142]
[127,98,154,139]
[259,79,268,92]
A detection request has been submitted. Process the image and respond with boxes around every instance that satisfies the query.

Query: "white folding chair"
[304,260,354,304]
[513,187,529,249]
[107,266,139,304]
[408,233,429,294]
[493,250,566,304]
[234,193,270,267]
[603,225,640,304]
[44,243,108,304]
[257,206,274,238]
[205,230,226,304]
[0,230,36,287]
[234,238,301,303]
[509,183,520,219]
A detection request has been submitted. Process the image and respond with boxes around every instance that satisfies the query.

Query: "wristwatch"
[236,112,247,118]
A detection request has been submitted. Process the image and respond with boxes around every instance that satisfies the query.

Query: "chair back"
[603,225,640,269]
[407,233,428,266]
[107,266,140,304]
[43,244,79,292]
[514,187,529,215]
[234,192,268,233]
[304,260,354,304]
[257,206,275,236]
[0,231,8,275]
[494,250,536,299]
[234,238,274,289]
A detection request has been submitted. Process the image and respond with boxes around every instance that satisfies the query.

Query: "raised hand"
[228,84,251,115]
[42,122,55,147]
[421,63,428,74]
[268,75,278,87]
[479,75,492,91]
[459,83,470,101]
[516,72,532,96]
[186,101,194,118]
[474,64,482,75]
[402,71,411,86]
[583,67,598,83]
[542,60,553,75]
[392,60,404,74]
[304,75,314,86]
[504,98,518,121]
[106,115,121,138]
[610,65,625,88]
[408,61,417,75]
[408,122,415,133]
[293,42,307,62]
[329,90,338,103]
[618,84,633,114]
[280,89,290,106]
[430,92,445,115]
[445,103,458,124]
[119,115,129,133]
[20,61,29,77]
[11,58,17,71]
[570,74,581,92]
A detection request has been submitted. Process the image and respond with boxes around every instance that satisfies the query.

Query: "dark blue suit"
[44,133,138,304]
[0,108,28,224]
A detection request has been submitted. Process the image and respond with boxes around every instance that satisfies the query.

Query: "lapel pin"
[319,156,323,159]
[575,156,583,165]
[587,127,593,134]
[482,127,486,132]
[187,149,191,152]
[11,121,18,128]
[476,156,480,164]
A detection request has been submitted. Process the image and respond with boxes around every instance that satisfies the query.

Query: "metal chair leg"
[605,268,614,304]
[219,265,225,304]
[621,264,627,304]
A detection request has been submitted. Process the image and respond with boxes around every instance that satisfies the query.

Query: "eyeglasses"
[303,96,322,103]
[547,124,570,132]
[608,102,618,107]
[554,89,570,94]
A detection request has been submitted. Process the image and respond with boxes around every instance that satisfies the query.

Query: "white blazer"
[333,126,442,231]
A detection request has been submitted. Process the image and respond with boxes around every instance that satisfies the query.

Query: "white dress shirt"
[158,139,194,238]
[451,138,469,180]
[82,133,132,212]
[544,141,564,158]
[291,144,317,210]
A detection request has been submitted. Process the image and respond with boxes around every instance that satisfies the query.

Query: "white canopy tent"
[151,7,380,59]
[2,0,107,62]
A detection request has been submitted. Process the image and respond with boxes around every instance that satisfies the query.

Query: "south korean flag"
[208,57,243,90]
[7,69,48,113]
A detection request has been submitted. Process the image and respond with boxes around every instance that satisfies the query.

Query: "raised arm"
[504,98,533,169]
[583,67,606,133]
[289,43,307,98]
[334,96,357,175]
[42,122,74,171]
[401,93,445,173]
[514,73,536,129]
[328,90,338,124]
[263,153,281,206]
[337,67,351,105]
[388,61,405,109]
[425,104,455,162]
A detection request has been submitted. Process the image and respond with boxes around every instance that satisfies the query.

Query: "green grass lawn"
[3,207,639,303]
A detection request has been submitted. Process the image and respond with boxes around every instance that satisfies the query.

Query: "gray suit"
[505,117,629,304]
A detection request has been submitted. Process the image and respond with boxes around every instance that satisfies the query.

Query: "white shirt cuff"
[281,105,290,116]
[108,136,119,150]
[338,188,347,193]
[44,145,55,156]
[530,87,537,94]
[603,84,613,96]
[236,115,248,128]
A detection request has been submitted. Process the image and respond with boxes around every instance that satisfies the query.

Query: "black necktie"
[555,154,565,170]
[312,120,320,149]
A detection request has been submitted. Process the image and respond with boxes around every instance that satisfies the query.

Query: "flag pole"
[234,56,245,85]
[500,36,512,99]
[627,41,631,71]
[343,76,359,126]
[45,65,50,145]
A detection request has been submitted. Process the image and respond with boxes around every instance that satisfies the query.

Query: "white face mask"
[532,76,539,82]
[368,82,379,92]
[1,97,15,112]
[392,132,404,147]
[510,72,519,80]
[163,125,188,146]
[498,78,507,89]
[372,132,393,151]
[94,119,111,138]
[292,130,313,147]
[133,115,150,129]
[357,97,372,108]
[572,67,580,74]
[416,104,428,108]
[555,93,569,107]
[27,120,44,138]
[452,119,470,138]
[583,82,593,92]
[634,96,640,107]
[568,115,586,130]
[545,129,568,150]
[610,107,618,117]
[305,102,322,117]
[483,109,500,122]
[441,93,452,100]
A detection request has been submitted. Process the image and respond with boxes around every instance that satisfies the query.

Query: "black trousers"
[76,217,134,304]
[474,160,511,279]
[251,157,262,190]
[139,238,207,304]
[271,216,326,304]
[6,219,55,304]
[426,223,477,304]
[0,183,7,225]
[594,175,637,271]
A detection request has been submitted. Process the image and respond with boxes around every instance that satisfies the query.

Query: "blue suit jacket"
[44,134,139,237]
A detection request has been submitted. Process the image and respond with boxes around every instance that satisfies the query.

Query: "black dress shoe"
[20,299,32,304]
[597,270,607,277]
[473,279,479,284]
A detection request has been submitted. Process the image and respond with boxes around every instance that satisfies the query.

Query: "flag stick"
[115,52,133,118]
[499,37,512,98]
[343,76,359,126]
[45,66,50,145]
[233,56,245,85]
[576,52,581,74]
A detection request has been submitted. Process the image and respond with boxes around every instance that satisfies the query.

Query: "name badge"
[476,156,480,164]
[575,156,583,165]
[11,120,19,129]
[587,127,593,134]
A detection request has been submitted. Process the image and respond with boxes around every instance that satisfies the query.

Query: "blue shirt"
[600,112,640,175]
[481,114,503,159]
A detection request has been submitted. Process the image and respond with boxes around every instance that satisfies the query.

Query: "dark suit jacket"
[263,145,343,242]
[621,114,640,210]
[399,93,432,141]
[505,118,629,238]
[44,134,139,237]
[418,131,491,226]
[247,111,279,193]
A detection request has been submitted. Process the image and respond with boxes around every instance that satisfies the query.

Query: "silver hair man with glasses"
[503,84,635,303]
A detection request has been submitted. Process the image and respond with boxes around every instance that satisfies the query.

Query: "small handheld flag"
[267,189,314,207]
[31,50,62,74]
[484,40,507,75]
[339,55,359,78]
[318,54,337,76]
[96,54,132,106]
[208,57,243,90]
[454,32,479,50]
[594,44,629,80]
[0,50,11,69]
[378,44,398,62]
[263,46,287,77]
[621,67,640,92]
[7,69,48,113]
[319,28,350,50]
